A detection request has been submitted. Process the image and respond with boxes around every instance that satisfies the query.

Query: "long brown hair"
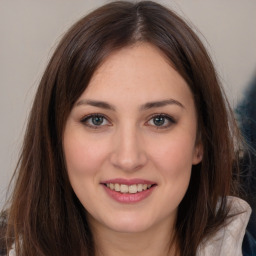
[2,1,240,255]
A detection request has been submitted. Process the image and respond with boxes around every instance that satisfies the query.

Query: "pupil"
[153,116,165,126]
[92,116,103,125]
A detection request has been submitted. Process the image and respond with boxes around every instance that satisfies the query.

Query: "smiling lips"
[102,179,156,203]
[106,183,153,194]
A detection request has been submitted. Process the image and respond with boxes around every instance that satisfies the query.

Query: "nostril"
[110,152,148,172]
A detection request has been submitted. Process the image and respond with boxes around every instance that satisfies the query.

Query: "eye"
[146,114,176,129]
[80,114,111,128]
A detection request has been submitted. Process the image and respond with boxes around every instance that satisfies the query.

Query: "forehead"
[79,43,194,109]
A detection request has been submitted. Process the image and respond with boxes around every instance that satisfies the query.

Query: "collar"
[197,196,252,256]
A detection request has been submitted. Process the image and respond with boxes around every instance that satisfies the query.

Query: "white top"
[8,197,251,256]
[197,196,251,256]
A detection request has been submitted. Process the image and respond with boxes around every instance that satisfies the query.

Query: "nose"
[110,125,148,172]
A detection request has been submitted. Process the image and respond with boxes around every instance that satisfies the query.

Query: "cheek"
[148,132,196,198]
[158,144,192,189]
[151,136,194,206]
[63,133,109,177]
[150,134,196,172]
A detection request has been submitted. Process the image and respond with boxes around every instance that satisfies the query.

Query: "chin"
[109,222,151,233]
[102,213,157,234]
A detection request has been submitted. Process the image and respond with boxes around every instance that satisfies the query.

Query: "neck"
[89,217,179,256]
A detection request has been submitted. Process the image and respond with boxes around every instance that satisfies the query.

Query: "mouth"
[104,183,156,194]
[101,179,157,203]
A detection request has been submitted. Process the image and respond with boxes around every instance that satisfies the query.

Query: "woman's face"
[63,43,203,234]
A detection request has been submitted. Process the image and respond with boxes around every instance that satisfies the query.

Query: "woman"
[1,1,251,256]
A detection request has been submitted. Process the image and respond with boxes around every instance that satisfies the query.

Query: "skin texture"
[63,43,203,256]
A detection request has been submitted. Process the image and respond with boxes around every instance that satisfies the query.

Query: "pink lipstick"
[101,178,156,203]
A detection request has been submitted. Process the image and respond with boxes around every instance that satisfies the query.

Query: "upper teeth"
[106,183,152,193]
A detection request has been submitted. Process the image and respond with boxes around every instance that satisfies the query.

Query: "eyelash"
[80,113,176,129]
[146,114,176,129]
[80,114,111,129]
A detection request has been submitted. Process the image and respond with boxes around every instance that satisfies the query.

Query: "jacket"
[197,197,252,256]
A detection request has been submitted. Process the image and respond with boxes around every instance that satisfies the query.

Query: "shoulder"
[197,196,252,256]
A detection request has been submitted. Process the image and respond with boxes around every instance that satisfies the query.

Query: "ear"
[192,142,203,165]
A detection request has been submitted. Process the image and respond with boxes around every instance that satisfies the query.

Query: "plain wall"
[1,0,256,209]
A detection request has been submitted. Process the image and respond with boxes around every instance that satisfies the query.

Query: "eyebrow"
[75,98,184,111]
[76,99,116,111]
[139,99,184,110]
